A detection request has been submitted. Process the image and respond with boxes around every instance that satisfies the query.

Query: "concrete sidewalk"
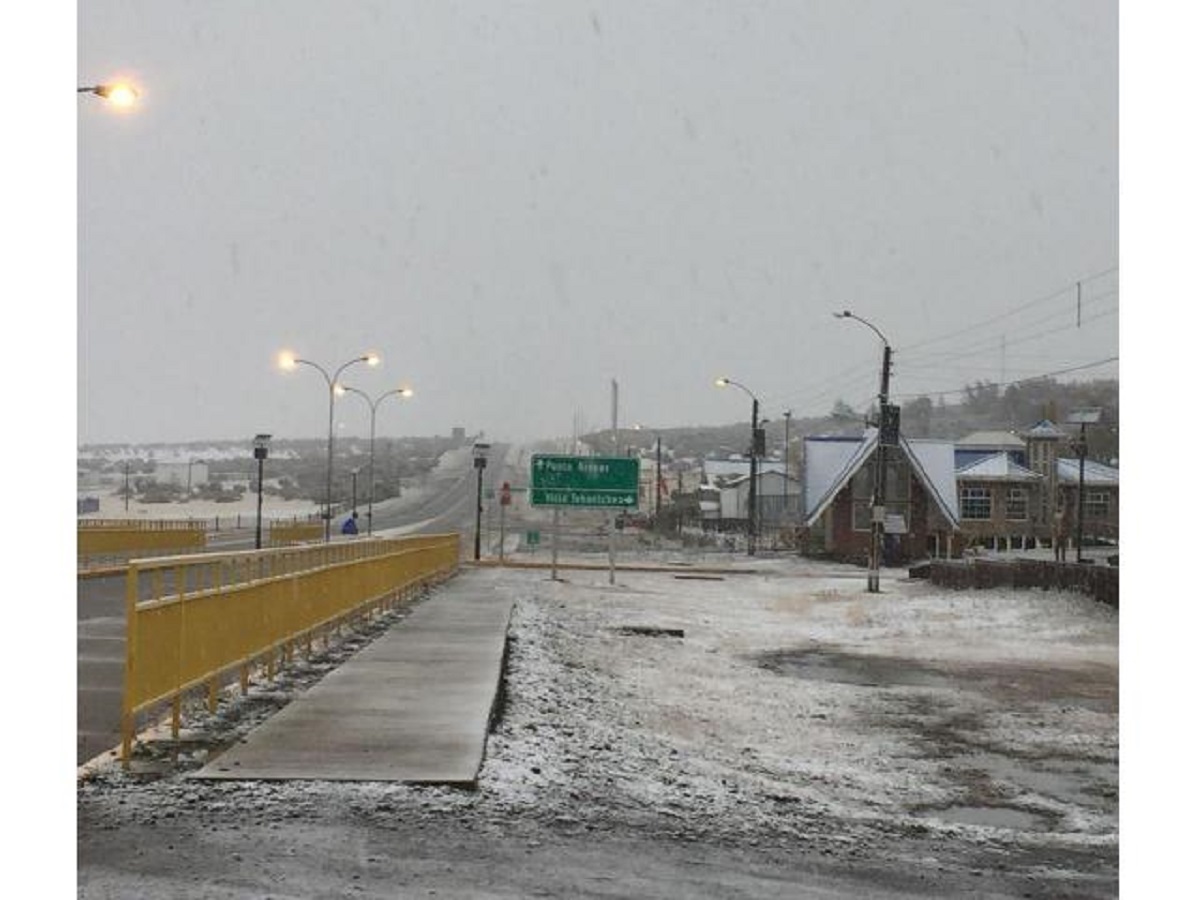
[192,571,513,785]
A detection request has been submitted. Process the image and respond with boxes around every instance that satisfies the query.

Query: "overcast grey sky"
[77,0,1117,445]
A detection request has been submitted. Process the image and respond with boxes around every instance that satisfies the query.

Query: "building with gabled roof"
[800,429,960,563]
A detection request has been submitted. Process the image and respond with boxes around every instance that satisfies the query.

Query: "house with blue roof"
[801,429,960,564]
[798,417,1118,563]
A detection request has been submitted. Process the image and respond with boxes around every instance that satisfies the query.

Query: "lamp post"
[279,351,380,541]
[716,377,763,555]
[336,385,413,536]
[253,434,271,550]
[834,312,895,593]
[473,442,491,560]
[78,82,139,108]
[1066,408,1102,564]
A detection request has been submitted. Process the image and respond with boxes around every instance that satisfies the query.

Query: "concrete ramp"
[193,573,513,785]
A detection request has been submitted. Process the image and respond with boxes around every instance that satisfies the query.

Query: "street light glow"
[715,377,730,388]
[365,353,381,367]
[277,351,298,370]
[80,81,140,109]
[102,83,139,107]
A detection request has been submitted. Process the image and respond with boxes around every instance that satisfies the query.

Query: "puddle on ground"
[921,804,1045,830]
[757,648,958,689]
[756,647,1117,712]
[952,753,1117,809]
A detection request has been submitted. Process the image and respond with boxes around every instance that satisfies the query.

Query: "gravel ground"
[77,557,1118,898]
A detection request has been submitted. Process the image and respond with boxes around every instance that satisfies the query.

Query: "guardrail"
[268,522,324,546]
[121,533,460,763]
[79,524,208,570]
[78,518,208,530]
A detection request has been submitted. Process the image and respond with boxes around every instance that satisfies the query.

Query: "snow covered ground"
[81,491,323,523]
[77,556,1118,898]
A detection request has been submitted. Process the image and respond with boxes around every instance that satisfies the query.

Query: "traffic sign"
[529,454,639,508]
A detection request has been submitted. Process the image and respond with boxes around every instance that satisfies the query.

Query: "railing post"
[121,563,139,767]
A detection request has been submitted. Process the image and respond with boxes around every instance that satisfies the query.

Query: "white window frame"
[1005,487,1029,521]
[960,486,992,521]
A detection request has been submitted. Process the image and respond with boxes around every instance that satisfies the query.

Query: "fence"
[268,522,324,546]
[79,523,208,570]
[929,558,1118,609]
[121,533,460,763]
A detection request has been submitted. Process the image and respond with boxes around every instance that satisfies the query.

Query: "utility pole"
[834,312,895,593]
[715,378,763,557]
[748,398,760,556]
[869,345,893,592]
[655,435,663,521]
[782,410,792,522]
[1066,409,1101,564]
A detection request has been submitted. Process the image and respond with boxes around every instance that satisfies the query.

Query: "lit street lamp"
[77,82,139,109]
[715,377,764,555]
[279,350,381,541]
[834,311,896,593]
[337,384,413,535]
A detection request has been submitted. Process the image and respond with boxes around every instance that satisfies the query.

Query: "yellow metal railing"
[79,524,208,570]
[78,518,207,530]
[268,522,324,546]
[121,533,460,762]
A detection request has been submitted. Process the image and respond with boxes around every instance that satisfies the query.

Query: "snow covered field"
[81,492,323,523]
[77,557,1118,898]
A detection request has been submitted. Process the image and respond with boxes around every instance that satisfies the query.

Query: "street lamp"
[78,82,139,109]
[472,442,491,561]
[336,385,414,536]
[715,377,764,555]
[1066,408,1102,564]
[833,311,896,593]
[253,434,271,550]
[278,350,381,541]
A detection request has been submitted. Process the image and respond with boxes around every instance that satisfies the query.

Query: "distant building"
[153,461,209,489]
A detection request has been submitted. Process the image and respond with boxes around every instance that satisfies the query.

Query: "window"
[1085,490,1110,519]
[1006,487,1028,521]
[850,456,912,531]
[960,486,992,520]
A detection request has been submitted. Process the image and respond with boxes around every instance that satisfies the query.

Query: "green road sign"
[530,454,639,508]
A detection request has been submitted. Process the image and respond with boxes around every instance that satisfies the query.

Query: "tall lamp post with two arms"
[336,384,414,536]
[278,351,380,541]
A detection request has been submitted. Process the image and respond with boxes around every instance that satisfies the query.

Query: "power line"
[890,356,1119,402]
[896,267,1117,355]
